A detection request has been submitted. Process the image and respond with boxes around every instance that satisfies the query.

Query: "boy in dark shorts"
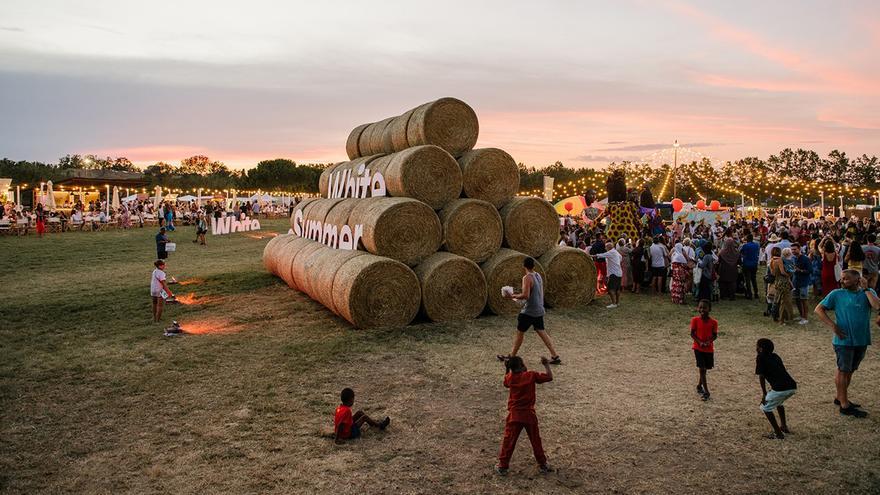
[333,388,390,444]
[755,338,797,439]
[496,356,553,476]
[691,299,718,401]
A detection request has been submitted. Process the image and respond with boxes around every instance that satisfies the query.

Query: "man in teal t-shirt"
[815,269,880,418]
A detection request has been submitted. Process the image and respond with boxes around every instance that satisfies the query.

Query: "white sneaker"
[606,304,618,309]
[799,319,809,325]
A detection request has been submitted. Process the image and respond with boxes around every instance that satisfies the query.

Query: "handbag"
[693,266,702,284]
[834,263,842,281]
[165,242,177,252]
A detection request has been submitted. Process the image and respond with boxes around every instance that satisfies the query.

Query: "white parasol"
[45,180,57,209]
[153,186,163,206]
[112,186,120,210]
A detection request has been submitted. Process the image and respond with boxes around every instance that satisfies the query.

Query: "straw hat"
[768,234,780,242]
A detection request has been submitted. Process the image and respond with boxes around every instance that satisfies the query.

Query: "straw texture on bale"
[406,98,479,157]
[309,248,369,314]
[332,252,421,328]
[480,248,546,315]
[346,97,478,158]
[499,197,559,257]
[438,199,502,263]
[457,148,519,208]
[346,197,442,266]
[367,118,394,156]
[382,109,415,154]
[346,124,369,160]
[367,145,462,209]
[323,198,360,228]
[262,234,289,274]
[266,236,313,290]
[413,252,487,322]
[538,246,597,307]
[289,241,326,296]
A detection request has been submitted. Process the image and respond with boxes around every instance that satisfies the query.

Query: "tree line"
[0,154,327,193]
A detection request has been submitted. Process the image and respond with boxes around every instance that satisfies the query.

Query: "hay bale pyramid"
[264,97,596,328]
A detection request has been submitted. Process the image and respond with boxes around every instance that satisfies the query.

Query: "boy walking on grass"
[496,356,553,476]
[333,388,390,444]
[755,338,797,439]
[691,299,718,401]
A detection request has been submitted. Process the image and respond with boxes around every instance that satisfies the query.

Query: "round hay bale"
[438,199,502,262]
[263,234,296,274]
[289,241,326,295]
[382,109,415,154]
[406,97,479,157]
[413,252,487,322]
[324,198,360,228]
[274,236,314,289]
[499,197,559,258]
[369,117,394,156]
[346,124,369,160]
[310,248,370,313]
[290,197,319,231]
[347,197,442,266]
[357,122,377,157]
[457,148,519,208]
[538,246,597,307]
[332,254,421,328]
[480,248,546,315]
[369,145,462,209]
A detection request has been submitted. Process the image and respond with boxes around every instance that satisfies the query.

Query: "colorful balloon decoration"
[709,200,721,211]
[564,202,573,212]
[554,195,588,215]
[695,199,706,210]
[671,198,683,212]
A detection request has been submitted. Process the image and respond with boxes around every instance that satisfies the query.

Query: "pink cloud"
[664,0,880,96]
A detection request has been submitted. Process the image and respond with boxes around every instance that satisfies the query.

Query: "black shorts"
[694,350,714,369]
[517,313,545,332]
[607,274,621,291]
[651,266,666,277]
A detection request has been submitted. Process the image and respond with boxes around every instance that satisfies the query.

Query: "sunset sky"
[1,0,878,169]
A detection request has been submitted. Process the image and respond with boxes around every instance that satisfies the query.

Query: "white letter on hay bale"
[499,197,559,258]
[538,246,597,307]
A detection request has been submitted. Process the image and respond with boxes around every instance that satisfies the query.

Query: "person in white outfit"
[593,242,623,308]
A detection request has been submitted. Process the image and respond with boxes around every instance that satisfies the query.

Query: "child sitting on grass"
[691,299,718,401]
[496,356,553,476]
[333,388,390,444]
[756,338,797,439]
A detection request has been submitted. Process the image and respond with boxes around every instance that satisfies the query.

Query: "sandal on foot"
[765,432,784,440]
[497,354,510,362]
[379,417,391,430]
[549,356,562,365]
[834,399,861,408]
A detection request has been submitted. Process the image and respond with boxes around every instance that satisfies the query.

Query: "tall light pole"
[672,140,679,199]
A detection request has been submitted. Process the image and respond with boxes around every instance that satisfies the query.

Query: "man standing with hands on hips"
[815,269,880,418]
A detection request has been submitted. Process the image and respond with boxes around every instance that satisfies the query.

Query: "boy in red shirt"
[496,356,553,476]
[334,388,390,444]
[691,299,718,401]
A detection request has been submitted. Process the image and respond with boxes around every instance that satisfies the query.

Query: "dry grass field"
[2,220,879,494]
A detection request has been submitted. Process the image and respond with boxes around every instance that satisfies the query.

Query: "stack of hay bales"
[267,97,595,328]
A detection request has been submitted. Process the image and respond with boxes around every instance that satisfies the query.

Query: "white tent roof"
[177,195,196,202]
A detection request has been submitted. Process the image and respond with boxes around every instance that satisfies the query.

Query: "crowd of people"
[1,196,295,235]
[559,212,880,324]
